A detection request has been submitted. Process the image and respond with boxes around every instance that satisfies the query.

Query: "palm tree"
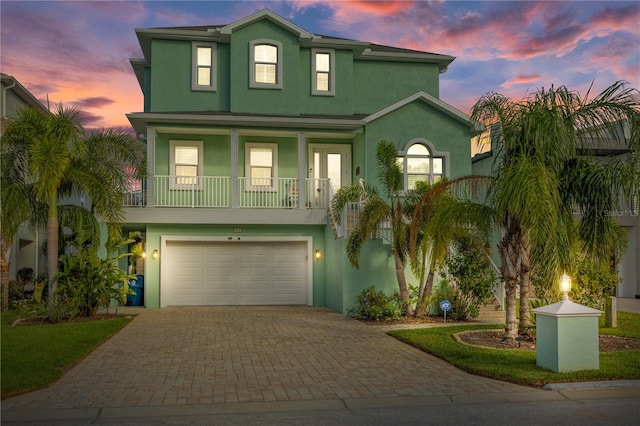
[331,141,415,315]
[411,81,639,341]
[1,105,146,298]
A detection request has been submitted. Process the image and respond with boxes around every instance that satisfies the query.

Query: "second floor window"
[312,49,335,95]
[250,40,282,89]
[397,143,444,190]
[246,143,278,191]
[191,42,216,91]
[170,140,203,189]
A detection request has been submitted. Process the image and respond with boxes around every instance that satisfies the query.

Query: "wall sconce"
[152,249,159,260]
[141,251,147,259]
[315,249,321,259]
[559,272,571,301]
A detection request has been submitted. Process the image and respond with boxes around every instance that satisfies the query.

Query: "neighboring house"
[125,9,480,312]
[1,73,48,283]
[472,123,639,299]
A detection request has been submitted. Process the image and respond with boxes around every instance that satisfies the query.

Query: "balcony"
[124,176,332,209]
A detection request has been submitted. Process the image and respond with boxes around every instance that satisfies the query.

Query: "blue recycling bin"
[127,275,144,306]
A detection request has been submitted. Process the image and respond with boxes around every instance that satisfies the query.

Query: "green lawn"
[1,311,132,398]
[389,311,640,387]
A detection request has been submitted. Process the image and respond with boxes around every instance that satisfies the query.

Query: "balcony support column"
[147,127,155,208]
[298,132,307,209]
[231,129,239,208]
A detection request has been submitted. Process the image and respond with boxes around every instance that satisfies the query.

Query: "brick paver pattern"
[3,307,537,409]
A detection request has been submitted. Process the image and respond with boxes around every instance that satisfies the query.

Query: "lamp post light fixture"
[559,272,572,301]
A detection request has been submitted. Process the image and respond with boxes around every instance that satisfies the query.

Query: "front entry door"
[308,144,351,207]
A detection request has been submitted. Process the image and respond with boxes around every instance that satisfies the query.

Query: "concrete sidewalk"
[2,305,638,425]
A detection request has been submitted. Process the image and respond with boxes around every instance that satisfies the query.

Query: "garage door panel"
[165,240,308,306]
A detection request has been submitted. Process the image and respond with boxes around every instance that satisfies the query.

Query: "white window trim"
[245,142,278,191]
[170,140,204,190]
[249,39,283,89]
[191,41,217,91]
[311,48,335,96]
[397,139,449,191]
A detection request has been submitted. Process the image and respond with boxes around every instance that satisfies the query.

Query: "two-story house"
[125,9,479,313]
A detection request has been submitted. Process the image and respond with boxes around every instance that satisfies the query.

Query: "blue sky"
[1,0,638,129]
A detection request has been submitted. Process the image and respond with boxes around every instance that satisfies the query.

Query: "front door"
[308,144,351,207]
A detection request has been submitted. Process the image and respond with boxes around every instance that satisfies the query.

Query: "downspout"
[2,80,16,120]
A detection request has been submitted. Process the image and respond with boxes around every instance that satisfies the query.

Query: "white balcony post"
[231,130,239,208]
[298,132,307,209]
[147,127,155,208]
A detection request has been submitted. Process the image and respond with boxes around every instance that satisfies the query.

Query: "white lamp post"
[559,272,572,301]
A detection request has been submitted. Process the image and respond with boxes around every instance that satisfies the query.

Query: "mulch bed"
[455,329,640,352]
[11,313,134,326]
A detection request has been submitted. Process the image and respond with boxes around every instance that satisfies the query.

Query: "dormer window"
[191,42,216,91]
[312,48,335,96]
[250,40,282,89]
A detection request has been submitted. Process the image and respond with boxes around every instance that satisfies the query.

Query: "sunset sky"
[1,0,639,131]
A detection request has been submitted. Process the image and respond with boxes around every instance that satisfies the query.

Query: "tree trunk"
[1,237,11,310]
[394,251,413,316]
[47,202,59,298]
[518,240,532,333]
[415,270,434,317]
[498,220,522,342]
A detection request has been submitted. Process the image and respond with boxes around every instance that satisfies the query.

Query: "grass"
[1,310,132,398]
[389,311,640,387]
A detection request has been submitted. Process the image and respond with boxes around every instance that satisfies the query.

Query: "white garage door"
[163,240,308,306]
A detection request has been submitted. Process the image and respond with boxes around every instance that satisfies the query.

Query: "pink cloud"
[501,74,543,89]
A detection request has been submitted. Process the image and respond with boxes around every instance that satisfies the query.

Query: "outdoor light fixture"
[315,249,321,259]
[152,249,159,260]
[141,251,146,259]
[559,272,572,301]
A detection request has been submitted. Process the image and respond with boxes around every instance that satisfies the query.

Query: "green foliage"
[570,257,620,310]
[428,280,457,316]
[351,286,402,320]
[56,238,133,318]
[44,297,68,324]
[393,284,420,315]
[444,235,498,320]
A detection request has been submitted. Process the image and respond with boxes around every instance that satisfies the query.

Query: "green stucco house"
[125,9,480,313]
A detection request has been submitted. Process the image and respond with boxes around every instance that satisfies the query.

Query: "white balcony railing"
[124,176,331,209]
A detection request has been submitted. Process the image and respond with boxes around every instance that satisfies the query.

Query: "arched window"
[397,142,445,190]
[250,40,282,89]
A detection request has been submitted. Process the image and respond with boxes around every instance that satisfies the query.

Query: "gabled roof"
[363,91,484,135]
[219,9,312,40]
[130,9,455,79]
[1,73,47,119]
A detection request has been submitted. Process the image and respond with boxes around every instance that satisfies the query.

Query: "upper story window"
[191,42,216,91]
[312,48,335,96]
[397,142,446,191]
[170,140,203,189]
[245,143,278,191]
[250,40,282,89]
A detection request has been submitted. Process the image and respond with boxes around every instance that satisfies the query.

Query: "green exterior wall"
[353,61,440,113]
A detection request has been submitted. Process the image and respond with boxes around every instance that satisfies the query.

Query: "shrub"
[442,235,498,320]
[351,286,402,320]
[392,284,420,315]
[56,239,133,318]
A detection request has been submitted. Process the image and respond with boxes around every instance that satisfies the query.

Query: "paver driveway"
[3,306,537,410]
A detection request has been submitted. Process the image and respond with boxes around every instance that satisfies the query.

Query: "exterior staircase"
[477,296,505,323]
